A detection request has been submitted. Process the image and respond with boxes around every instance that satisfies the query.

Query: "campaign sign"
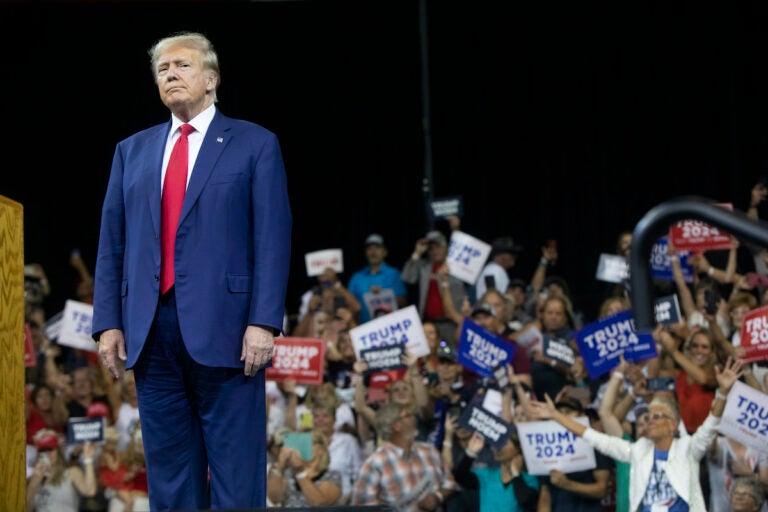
[517,416,597,475]
[514,326,543,356]
[492,362,509,388]
[59,300,96,352]
[457,318,515,378]
[668,203,734,252]
[360,343,407,372]
[67,417,105,445]
[457,402,513,450]
[446,231,492,285]
[655,294,682,326]
[717,381,768,454]
[543,337,575,366]
[429,195,463,219]
[481,388,504,417]
[739,305,768,363]
[363,288,398,319]
[575,310,657,379]
[43,311,63,341]
[304,249,344,277]
[650,236,694,284]
[595,253,629,284]
[265,337,325,385]
[350,305,428,360]
[24,323,36,367]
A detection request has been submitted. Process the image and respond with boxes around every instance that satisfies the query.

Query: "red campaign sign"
[24,323,36,368]
[667,203,733,252]
[265,337,325,386]
[740,305,768,364]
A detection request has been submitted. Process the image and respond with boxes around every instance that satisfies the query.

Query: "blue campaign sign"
[457,401,512,450]
[575,310,657,379]
[457,318,515,378]
[655,294,682,326]
[650,236,694,283]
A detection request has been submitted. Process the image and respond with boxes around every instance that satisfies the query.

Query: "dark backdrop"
[3,0,768,323]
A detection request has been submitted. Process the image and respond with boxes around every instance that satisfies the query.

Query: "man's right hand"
[98,329,127,379]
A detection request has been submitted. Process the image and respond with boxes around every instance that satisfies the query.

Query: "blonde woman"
[26,430,97,512]
[267,429,342,507]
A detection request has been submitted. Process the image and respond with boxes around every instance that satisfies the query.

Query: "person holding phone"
[26,430,98,512]
[267,429,342,508]
[474,236,524,300]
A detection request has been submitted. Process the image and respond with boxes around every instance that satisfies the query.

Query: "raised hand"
[715,356,745,395]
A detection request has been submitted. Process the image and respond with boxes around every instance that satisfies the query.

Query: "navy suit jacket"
[92,110,292,369]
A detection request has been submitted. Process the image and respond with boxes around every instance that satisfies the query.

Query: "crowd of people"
[22,183,768,511]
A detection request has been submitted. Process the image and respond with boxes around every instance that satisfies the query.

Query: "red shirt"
[676,372,714,433]
[424,262,445,320]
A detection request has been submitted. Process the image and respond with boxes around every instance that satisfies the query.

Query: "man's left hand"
[241,325,275,377]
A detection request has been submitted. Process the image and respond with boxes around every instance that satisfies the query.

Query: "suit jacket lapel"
[179,112,232,227]
[149,123,172,239]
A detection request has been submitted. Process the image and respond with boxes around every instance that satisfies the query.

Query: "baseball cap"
[86,401,111,419]
[425,230,447,247]
[34,430,59,451]
[436,342,457,362]
[491,236,523,255]
[365,233,385,246]
[471,302,495,318]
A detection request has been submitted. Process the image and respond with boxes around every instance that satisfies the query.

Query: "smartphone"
[484,275,497,291]
[333,295,346,310]
[283,432,314,461]
[646,377,676,392]
[704,288,720,315]
[546,239,557,251]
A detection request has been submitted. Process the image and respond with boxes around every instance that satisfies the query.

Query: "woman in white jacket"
[529,356,744,512]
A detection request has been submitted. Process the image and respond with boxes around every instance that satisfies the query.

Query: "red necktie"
[160,123,195,294]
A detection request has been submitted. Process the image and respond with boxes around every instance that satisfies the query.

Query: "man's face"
[365,244,387,266]
[155,45,216,118]
[72,369,92,398]
[428,243,447,263]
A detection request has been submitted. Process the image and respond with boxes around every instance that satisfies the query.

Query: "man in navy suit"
[92,31,291,510]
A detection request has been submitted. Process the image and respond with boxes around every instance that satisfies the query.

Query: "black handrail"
[629,196,768,332]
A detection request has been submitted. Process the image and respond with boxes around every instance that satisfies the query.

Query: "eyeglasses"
[649,412,671,421]
[731,491,756,500]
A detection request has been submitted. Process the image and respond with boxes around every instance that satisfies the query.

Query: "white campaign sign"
[595,253,629,284]
[446,231,492,285]
[304,249,344,277]
[718,381,768,454]
[363,288,398,318]
[58,300,96,352]
[349,305,429,360]
[517,417,597,475]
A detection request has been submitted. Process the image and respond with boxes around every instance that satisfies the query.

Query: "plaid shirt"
[352,441,457,512]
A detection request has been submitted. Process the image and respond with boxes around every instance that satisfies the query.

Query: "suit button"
[179,274,187,279]
[154,274,159,281]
